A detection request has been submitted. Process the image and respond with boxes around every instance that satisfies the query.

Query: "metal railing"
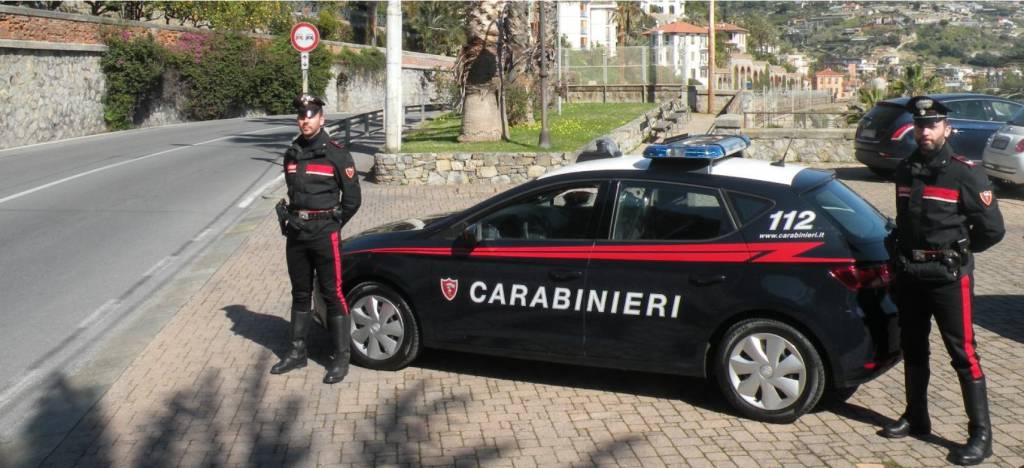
[742,111,849,129]
[326,103,447,144]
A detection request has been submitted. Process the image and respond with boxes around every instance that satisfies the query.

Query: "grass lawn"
[400,102,656,153]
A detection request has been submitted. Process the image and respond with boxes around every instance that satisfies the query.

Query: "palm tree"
[457,0,507,142]
[889,63,944,97]
[611,1,647,47]
[846,86,888,125]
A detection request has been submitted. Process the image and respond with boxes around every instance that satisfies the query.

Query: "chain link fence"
[559,46,689,86]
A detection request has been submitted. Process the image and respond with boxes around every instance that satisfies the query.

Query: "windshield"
[804,180,888,243]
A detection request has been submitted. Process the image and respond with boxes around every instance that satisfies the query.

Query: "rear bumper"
[831,289,902,387]
[983,151,1024,184]
[855,148,903,172]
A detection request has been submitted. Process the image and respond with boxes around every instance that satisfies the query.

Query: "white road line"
[0,369,44,409]
[238,174,284,208]
[76,299,123,330]
[0,125,289,206]
[141,256,176,278]
[193,228,212,242]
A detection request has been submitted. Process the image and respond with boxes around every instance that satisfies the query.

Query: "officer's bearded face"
[297,111,325,139]
[913,119,951,154]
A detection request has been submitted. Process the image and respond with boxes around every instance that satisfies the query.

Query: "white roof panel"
[541,155,806,186]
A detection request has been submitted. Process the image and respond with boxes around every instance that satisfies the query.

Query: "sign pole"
[301,52,310,94]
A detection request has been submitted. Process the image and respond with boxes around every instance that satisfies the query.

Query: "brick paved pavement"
[9,164,1024,466]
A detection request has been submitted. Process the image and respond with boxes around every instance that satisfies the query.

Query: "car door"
[425,181,606,357]
[946,99,1001,158]
[583,179,746,374]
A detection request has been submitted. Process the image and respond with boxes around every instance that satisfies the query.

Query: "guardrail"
[326,103,448,144]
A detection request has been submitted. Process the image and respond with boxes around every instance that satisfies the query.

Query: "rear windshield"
[804,180,888,243]
[862,103,906,130]
[1010,107,1024,126]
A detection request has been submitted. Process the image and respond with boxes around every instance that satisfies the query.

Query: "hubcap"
[727,333,806,411]
[350,294,405,360]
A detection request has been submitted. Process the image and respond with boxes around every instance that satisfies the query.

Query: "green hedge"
[100,30,336,129]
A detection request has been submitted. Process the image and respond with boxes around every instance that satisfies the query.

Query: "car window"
[475,183,601,240]
[987,101,1021,122]
[611,181,732,241]
[945,100,987,121]
[804,180,887,243]
[727,192,774,225]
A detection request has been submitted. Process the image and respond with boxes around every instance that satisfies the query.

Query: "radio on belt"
[642,134,751,160]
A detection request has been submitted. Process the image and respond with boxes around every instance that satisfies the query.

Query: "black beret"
[906,96,950,122]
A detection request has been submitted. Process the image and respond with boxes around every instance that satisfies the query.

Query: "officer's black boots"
[270,309,311,375]
[323,314,351,384]
[953,377,992,466]
[881,366,932,438]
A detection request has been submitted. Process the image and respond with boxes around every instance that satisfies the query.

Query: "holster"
[899,249,963,284]
[274,199,307,235]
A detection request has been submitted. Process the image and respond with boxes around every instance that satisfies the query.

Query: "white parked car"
[982,110,1024,186]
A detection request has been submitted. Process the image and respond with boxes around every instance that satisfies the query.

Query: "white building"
[784,53,810,76]
[557,1,618,50]
[644,21,749,86]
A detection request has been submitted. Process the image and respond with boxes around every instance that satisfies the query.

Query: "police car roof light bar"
[642,134,751,162]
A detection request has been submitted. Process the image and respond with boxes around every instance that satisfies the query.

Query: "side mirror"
[462,222,482,246]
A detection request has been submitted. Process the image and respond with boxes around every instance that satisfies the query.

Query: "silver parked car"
[983,109,1024,186]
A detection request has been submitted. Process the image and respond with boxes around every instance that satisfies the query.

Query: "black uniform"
[271,116,361,384]
[881,96,1004,466]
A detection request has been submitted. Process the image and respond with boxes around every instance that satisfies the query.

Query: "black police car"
[338,135,900,423]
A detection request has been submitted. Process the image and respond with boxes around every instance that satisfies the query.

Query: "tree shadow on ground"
[413,348,731,416]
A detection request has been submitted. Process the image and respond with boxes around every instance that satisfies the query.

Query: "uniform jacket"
[894,142,1004,256]
[284,129,361,240]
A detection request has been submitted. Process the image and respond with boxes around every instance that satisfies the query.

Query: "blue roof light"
[643,134,751,160]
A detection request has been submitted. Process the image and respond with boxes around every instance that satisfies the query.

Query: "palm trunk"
[458,0,506,142]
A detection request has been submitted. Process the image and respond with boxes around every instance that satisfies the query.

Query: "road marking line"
[193,228,212,242]
[238,174,284,208]
[141,256,176,278]
[0,126,289,206]
[77,299,123,330]
[0,369,44,409]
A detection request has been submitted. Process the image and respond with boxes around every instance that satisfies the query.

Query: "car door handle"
[549,269,583,281]
[690,274,727,286]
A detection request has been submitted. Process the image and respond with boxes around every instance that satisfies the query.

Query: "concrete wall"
[0,5,455,149]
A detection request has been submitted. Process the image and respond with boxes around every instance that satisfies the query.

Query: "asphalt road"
[0,115,338,424]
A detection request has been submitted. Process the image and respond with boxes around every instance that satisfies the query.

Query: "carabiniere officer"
[271,94,361,384]
[880,96,1005,466]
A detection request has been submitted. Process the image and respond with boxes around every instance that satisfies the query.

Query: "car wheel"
[714,319,826,423]
[347,282,421,371]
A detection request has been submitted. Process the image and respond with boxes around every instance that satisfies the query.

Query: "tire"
[346,282,421,371]
[821,384,860,408]
[714,319,826,423]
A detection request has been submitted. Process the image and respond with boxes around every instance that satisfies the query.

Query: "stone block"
[451,161,464,171]
[446,171,466,184]
[403,167,423,179]
[527,165,547,178]
[478,166,498,178]
[492,175,511,184]
[435,159,451,172]
[427,173,446,185]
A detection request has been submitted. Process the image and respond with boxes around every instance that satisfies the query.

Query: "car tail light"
[879,152,892,158]
[890,123,914,141]
[829,264,892,291]
[1014,139,1024,153]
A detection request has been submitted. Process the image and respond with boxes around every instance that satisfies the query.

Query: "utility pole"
[538,1,551,149]
[707,0,715,114]
[385,0,403,153]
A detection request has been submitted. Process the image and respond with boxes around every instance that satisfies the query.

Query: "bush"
[100,31,168,130]
[173,32,258,120]
[336,47,385,73]
[249,35,333,115]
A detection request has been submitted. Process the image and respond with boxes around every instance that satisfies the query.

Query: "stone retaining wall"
[0,5,454,149]
[739,128,857,163]
[372,101,685,185]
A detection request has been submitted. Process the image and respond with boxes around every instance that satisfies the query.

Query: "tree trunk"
[458,0,505,142]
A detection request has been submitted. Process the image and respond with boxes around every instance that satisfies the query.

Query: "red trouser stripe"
[961,275,982,379]
[330,231,349,315]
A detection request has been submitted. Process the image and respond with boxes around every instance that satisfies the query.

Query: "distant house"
[642,21,749,86]
[814,68,845,100]
[557,1,618,50]
[640,0,684,16]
